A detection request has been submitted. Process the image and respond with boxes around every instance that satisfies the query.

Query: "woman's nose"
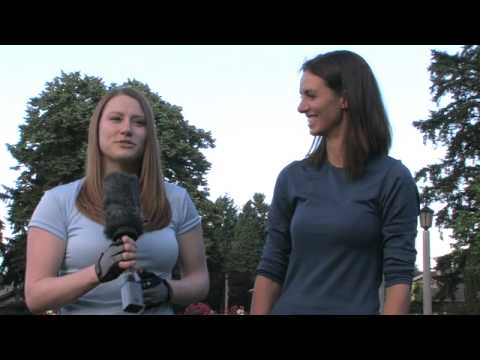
[120,119,132,134]
[297,100,307,113]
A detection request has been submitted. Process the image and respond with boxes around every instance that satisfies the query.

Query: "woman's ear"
[340,96,349,110]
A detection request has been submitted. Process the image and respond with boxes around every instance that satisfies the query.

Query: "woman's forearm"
[250,275,282,315]
[25,265,100,314]
[382,283,411,315]
[168,272,209,306]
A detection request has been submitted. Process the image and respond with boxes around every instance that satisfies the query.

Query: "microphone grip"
[121,269,145,313]
[118,229,143,313]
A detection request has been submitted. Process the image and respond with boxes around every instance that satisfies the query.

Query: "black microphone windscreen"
[103,172,144,242]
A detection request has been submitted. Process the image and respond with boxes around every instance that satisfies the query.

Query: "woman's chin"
[111,154,141,165]
[309,128,325,137]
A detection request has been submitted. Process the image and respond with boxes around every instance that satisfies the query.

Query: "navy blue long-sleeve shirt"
[256,156,419,314]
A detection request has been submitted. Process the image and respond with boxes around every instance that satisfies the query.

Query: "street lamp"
[419,206,434,315]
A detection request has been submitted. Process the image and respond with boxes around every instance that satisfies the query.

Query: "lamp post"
[419,206,434,315]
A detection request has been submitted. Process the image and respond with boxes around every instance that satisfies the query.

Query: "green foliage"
[204,195,238,273]
[228,193,269,276]
[202,194,239,311]
[203,193,270,311]
[433,250,465,302]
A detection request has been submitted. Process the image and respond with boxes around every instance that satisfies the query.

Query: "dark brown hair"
[302,50,392,180]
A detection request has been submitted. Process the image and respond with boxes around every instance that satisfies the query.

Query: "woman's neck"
[326,137,345,168]
[103,161,140,176]
[325,125,347,168]
[325,112,348,168]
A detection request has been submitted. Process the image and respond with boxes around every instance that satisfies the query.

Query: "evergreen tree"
[229,193,269,277]
[413,45,480,312]
[203,195,238,312]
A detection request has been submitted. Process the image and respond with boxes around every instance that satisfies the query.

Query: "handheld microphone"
[103,172,145,313]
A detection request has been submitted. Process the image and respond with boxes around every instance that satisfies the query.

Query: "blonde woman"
[25,88,209,314]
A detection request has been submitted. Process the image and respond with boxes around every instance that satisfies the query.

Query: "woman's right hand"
[95,235,137,283]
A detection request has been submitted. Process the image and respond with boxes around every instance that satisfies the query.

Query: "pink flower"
[183,302,212,315]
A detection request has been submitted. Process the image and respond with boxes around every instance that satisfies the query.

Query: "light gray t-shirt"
[28,178,201,315]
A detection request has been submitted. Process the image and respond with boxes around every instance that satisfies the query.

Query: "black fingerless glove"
[95,241,126,283]
[139,271,172,309]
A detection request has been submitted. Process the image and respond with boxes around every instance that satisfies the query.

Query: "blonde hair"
[76,87,171,231]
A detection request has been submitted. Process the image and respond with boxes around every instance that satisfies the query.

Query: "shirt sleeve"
[176,188,202,235]
[256,165,294,285]
[380,161,419,288]
[28,189,68,241]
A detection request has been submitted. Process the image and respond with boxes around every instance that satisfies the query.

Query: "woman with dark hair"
[25,88,209,314]
[251,50,419,315]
